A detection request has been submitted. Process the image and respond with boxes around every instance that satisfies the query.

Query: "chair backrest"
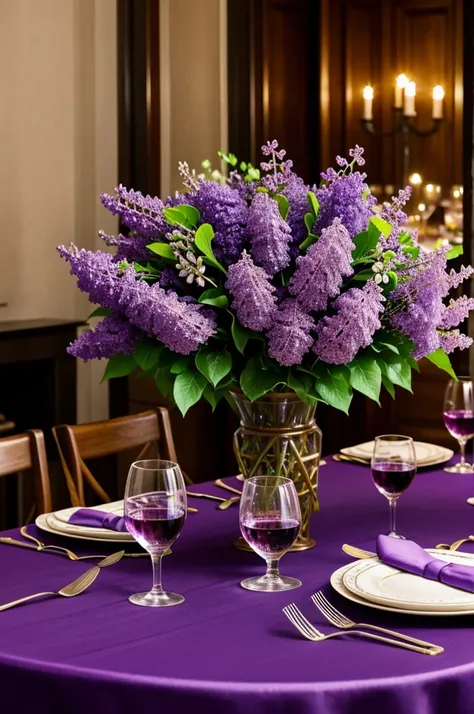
[53,408,179,507]
[0,430,52,516]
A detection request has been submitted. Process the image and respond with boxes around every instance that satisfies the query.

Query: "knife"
[0,536,39,551]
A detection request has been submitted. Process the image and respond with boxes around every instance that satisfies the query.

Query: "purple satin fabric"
[377,534,474,591]
[68,509,126,532]
[2,458,474,714]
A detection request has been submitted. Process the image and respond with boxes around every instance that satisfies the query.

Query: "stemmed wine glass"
[443,378,474,474]
[371,435,417,539]
[239,476,302,592]
[124,459,187,607]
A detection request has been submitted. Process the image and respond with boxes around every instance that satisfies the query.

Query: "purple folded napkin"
[69,509,126,532]
[377,534,474,593]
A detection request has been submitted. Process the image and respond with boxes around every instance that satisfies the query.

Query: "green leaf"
[352,219,383,261]
[154,366,174,398]
[173,370,207,416]
[378,354,412,392]
[288,371,318,407]
[231,315,253,354]
[370,215,392,237]
[446,244,463,260]
[426,348,457,379]
[352,268,375,282]
[307,191,320,217]
[147,243,175,260]
[240,357,284,401]
[203,383,229,411]
[399,232,412,245]
[349,356,382,403]
[274,194,289,220]
[407,356,420,373]
[315,365,352,414]
[299,234,318,251]
[198,288,229,308]
[87,307,112,320]
[134,341,163,372]
[170,356,191,374]
[101,354,136,382]
[382,374,396,399]
[194,223,226,274]
[195,348,232,387]
[304,212,315,233]
[402,245,420,260]
[162,205,199,230]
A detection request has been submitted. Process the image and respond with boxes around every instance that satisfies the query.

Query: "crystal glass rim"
[129,459,180,471]
[450,375,473,382]
[245,475,293,487]
[374,434,413,443]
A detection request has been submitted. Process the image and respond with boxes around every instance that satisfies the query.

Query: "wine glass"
[443,378,474,473]
[124,459,187,607]
[371,435,417,539]
[239,476,302,592]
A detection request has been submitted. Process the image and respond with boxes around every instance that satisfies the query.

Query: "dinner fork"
[311,591,443,653]
[19,527,148,560]
[283,604,441,655]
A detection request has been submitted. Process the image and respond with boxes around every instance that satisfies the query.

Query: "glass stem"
[265,559,280,579]
[459,439,467,466]
[151,554,163,595]
[389,498,397,535]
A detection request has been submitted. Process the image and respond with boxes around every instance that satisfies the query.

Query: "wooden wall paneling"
[319,0,344,173]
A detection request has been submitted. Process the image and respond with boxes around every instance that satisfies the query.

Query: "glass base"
[129,590,184,607]
[444,462,474,474]
[240,574,301,592]
[389,532,406,539]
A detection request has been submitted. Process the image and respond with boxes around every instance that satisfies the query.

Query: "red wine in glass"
[125,494,185,553]
[372,461,416,498]
[444,379,474,474]
[443,410,474,440]
[240,517,300,558]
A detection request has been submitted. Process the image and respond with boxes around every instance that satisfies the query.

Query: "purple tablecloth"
[2,457,474,714]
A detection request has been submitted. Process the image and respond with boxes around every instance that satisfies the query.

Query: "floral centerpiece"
[59,142,473,548]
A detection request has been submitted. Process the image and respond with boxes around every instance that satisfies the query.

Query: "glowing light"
[363,86,374,100]
[432,85,444,100]
[409,173,422,186]
[396,74,409,89]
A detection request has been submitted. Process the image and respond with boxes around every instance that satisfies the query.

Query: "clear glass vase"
[230,391,322,551]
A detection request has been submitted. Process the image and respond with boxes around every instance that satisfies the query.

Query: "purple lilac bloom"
[283,174,310,257]
[58,246,124,309]
[439,330,473,354]
[313,281,384,364]
[67,315,141,361]
[438,295,474,330]
[187,181,248,265]
[349,145,366,166]
[447,265,474,290]
[378,187,412,250]
[159,266,186,291]
[247,192,292,276]
[225,250,277,331]
[98,230,152,264]
[100,186,166,238]
[313,171,376,238]
[289,218,354,312]
[267,299,315,366]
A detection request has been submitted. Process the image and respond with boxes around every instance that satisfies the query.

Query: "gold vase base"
[233,536,316,552]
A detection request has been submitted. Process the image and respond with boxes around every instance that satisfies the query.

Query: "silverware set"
[284,591,443,656]
[187,479,243,509]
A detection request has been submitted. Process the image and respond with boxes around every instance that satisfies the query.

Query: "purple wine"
[125,494,185,552]
[372,461,416,497]
[241,517,300,557]
[444,409,474,440]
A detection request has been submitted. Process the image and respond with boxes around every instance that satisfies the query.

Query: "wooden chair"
[53,408,184,508]
[0,430,52,517]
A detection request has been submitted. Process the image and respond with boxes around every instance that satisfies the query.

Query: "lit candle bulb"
[404,81,416,116]
[432,85,444,119]
[363,85,374,121]
[395,74,409,108]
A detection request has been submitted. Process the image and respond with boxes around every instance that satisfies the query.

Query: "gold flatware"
[342,543,376,559]
[0,565,100,612]
[215,479,242,496]
[187,491,228,503]
[236,474,245,482]
[333,454,369,465]
[97,551,124,567]
[283,604,440,655]
[19,527,148,559]
[311,591,443,653]
[218,496,240,510]
[435,536,474,552]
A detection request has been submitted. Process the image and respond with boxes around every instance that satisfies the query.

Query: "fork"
[19,527,147,560]
[283,603,441,655]
[311,591,443,653]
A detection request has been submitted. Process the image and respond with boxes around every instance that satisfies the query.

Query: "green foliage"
[195,348,232,387]
[163,205,200,230]
[194,223,227,274]
[426,349,457,379]
[370,215,392,237]
[314,364,352,414]
[445,245,463,260]
[231,315,255,354]
[101,354,136,382]
[173,370,207,416]
[198,288,229,308]
[240,357,285,401]
[134,341,163,372]
[377,353,412,392]
[304,212,315,233]
[348,355,382,403]
[275,194,289,220]
[306,191,320,217]
[87,307,112,320]
[147,243,175,260]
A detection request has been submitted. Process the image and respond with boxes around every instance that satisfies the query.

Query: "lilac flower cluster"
[439,295,474,330]
[68,315,141,361]
[247,192,292,276]
[313,171,377,238]
[267,299,314,366]
[225,251,276,331]
[100,186,166,238]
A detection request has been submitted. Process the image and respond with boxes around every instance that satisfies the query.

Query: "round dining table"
[1,456,474,714]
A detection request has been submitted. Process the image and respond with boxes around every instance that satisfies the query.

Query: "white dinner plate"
[341,440,453,467]
[342,549,474,612]
[331,561,474,616]
[36,501,134,543]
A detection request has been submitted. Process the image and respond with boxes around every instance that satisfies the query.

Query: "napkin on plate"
[69,508,126,532]
[377,534,474,593]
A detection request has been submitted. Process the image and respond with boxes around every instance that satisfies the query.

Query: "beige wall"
[160,0,228,196]
[0,0,117,421]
